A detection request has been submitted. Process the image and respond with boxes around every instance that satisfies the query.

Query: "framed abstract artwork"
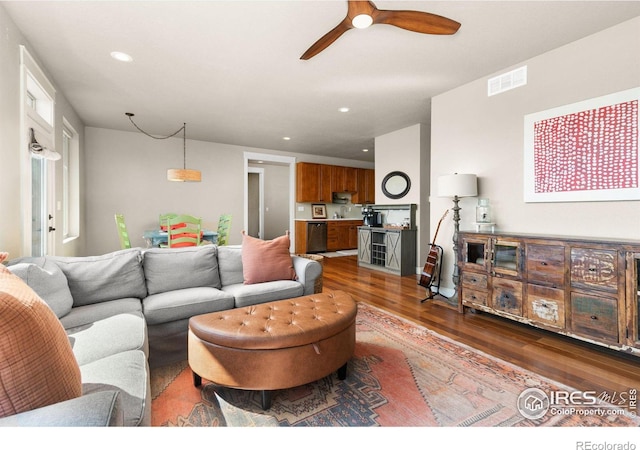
[524,87,640,202]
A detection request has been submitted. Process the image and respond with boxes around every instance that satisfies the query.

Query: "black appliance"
[362,206,382,227]
[306,222,327,253]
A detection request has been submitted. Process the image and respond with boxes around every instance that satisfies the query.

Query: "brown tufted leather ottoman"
[188,290,357,409]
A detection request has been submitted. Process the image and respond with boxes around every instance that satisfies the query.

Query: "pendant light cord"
[126,113,187,169]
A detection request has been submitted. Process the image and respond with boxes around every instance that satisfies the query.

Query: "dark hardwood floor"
[321,255,640,396]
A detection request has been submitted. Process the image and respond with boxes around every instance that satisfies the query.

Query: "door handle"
[49,226,56,232]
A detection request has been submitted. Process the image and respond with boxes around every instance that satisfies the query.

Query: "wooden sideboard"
[458,231,640,356]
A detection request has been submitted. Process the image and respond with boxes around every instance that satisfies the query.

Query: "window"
[61,120,79,241]
[26,72,53,126]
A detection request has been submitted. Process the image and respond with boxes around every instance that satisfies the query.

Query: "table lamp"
[437,173,478,290]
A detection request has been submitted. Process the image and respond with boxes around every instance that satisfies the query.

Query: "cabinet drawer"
[462,289,488,307]
[570,293,618,343]
[570,248,618,293]
[526,284,565,329]
[491,278,523,316]
[461,272,488,290]
[526,244,565,288]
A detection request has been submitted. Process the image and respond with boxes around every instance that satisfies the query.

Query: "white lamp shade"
[438,174,478,198]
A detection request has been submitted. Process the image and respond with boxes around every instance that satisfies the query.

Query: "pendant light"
[125,113,201,182]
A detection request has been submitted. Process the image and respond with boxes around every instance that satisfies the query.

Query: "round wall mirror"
[381,171,411,199]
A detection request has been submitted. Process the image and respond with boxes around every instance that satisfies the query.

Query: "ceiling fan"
[300,0,461,60]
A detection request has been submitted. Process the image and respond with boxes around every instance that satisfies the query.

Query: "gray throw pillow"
[8,261,73,319]
[217,246,244,286]
[51,248,147,306]
[143,245,221,295]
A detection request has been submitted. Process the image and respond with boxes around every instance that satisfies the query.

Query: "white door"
[30,155,56,256]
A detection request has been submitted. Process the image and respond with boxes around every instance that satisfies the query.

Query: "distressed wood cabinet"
[459,231,640,357]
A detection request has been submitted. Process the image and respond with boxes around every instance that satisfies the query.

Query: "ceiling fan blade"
[300,18,353,60]
[373,9,461,35]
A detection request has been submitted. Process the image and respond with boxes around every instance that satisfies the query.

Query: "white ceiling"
[4,1,640,162]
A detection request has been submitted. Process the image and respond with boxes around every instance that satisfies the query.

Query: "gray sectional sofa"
[0,245,322,426]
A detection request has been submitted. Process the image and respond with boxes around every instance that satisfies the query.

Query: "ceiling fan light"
[167,168,202,182]
[352,14,373,29]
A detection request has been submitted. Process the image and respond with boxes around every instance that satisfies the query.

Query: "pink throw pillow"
[241,231,297,284]
[0,265,82,418]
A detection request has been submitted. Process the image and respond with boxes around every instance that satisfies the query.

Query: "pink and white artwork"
[524,88,640,202]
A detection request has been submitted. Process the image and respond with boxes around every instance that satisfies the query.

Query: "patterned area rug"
[151,303,639,427]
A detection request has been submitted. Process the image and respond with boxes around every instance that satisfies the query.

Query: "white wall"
[430,17,640,292]
[375,123,430,269]
[84,127,371,256]
[0,5,85,258]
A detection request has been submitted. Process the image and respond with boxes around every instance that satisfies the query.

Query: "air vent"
[487,66,527,96]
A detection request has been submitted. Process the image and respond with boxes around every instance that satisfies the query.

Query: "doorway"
[247,168,264,238]
[243,152,296,247]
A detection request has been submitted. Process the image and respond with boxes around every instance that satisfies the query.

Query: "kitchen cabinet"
[296,163,373,203]
[331,165,358,193]
[327,220,361,251]
[296,220,361,254]
[358,227,416,276]
[296,163,331,203]
[352,168,375,204]
[459,231,640,357]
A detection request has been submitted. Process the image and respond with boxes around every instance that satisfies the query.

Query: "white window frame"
[20,45,56,256]
[62,119,80,242]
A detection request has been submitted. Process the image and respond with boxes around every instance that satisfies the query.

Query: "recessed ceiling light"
[110,51,133,62]
[339,107,350,113]
[362,149,369,152]
[283,136,291,141]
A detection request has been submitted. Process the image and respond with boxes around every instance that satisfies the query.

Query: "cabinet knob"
[590,315,598,320]
[541,261,548,266]
[588,267,597,272]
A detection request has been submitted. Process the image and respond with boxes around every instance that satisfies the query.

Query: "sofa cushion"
[7,260,73,319]
[143,245,221,295]
[223,280,304,308]
[143,287,235,325]
[80,350,150,427]
[66,311,148,366]
[51,248,147,306]
[0,266,82,418]
[241,232,297,284]
[217,245,244,286]
[59,297,143,330]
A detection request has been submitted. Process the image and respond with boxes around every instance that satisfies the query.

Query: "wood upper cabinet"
[331,166,358,193]
[296,163,331,203]
[352,168,375,204]
[297,163,373,203]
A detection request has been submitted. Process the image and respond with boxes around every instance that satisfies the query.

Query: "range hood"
[332,192,351,204]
